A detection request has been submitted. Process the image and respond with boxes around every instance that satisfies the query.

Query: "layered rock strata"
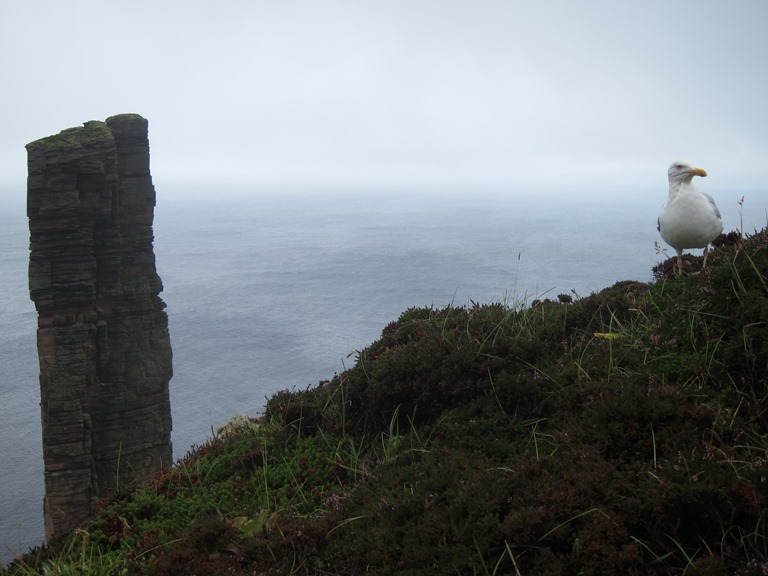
[26,114,173,539]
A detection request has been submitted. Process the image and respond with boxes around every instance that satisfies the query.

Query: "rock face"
[26,114,173,539]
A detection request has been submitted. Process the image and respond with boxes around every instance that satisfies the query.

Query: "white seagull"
[657,161,723,275]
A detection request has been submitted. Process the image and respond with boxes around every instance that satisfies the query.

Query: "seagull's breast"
[658,189,723,250]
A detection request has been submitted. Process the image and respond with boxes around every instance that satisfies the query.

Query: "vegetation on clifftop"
[4,228,768,575]
[25,121,115,154]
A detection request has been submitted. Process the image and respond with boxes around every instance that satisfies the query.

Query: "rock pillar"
[26,114,173,539]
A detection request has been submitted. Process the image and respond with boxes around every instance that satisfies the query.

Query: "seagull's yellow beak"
[692,167,707,178]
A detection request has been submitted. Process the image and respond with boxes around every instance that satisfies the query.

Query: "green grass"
[26,122,114,154]
[5,228,768,575]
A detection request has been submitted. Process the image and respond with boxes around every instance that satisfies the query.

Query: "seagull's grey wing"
[657,202,666,232]
[703,193,722,220]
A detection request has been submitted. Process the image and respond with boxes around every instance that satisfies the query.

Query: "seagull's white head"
[668,160,707,186]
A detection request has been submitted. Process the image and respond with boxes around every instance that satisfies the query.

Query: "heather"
[4,229,768,575]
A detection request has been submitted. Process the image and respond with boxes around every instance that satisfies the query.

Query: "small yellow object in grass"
[593,332,621,340]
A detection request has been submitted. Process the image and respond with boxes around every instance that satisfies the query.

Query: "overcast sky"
[1,0,767,194]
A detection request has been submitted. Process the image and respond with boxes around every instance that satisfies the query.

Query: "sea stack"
[26,114,173,539]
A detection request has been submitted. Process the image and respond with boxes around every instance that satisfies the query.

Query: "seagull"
[657,161,723,275]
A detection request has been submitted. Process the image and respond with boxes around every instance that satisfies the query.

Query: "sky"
[1,0,767,194]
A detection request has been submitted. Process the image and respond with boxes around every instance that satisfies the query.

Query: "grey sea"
[1,183,764,563]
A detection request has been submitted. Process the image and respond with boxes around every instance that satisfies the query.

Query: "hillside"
[4,229,768,575]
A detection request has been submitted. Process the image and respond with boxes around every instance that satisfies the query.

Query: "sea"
[1,182,765,563]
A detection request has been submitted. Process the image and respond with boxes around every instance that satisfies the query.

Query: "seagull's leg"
[676,250,684,275]
[702,245,710,269]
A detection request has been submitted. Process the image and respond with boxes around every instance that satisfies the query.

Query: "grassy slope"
[4,230,768,575]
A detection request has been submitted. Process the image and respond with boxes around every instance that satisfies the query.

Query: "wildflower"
[594,332,620,340]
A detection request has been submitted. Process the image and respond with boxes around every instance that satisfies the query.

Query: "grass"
[4,227,768,575]
[25,122,115,154]
[6,529,128,576]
